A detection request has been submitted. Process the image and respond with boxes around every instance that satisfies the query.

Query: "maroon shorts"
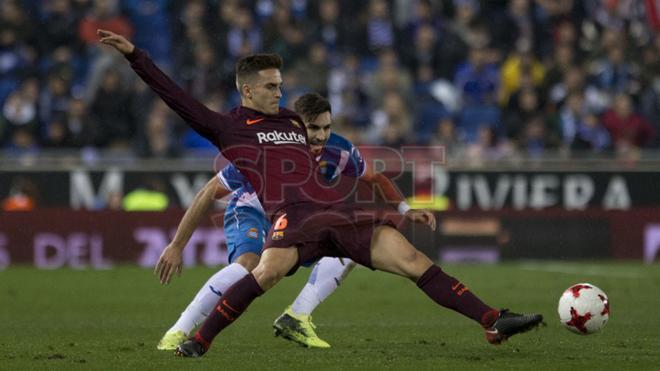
[264,202,398,272]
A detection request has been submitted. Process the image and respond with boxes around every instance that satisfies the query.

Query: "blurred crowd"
[1,0,660,161]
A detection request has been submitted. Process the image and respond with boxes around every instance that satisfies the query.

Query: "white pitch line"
[518,263,644,278]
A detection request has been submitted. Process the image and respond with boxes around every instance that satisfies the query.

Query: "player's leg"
[176,247,299,357]
[369,225,493,321]
[291,257,355,315]
[274,257,355,348]
[369,225,542,344]
[157,253,259,350]
[157,209,267,350]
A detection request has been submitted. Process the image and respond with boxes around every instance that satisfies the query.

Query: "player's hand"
[97,29,135,55]
[154,244,183,285]
[404,209,437,231]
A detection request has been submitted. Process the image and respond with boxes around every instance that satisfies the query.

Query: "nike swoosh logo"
[246,118,265,125]
[451,283,461,290]
[485,329,498,335]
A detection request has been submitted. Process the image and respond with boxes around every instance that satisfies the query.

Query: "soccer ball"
[558,283,610,334]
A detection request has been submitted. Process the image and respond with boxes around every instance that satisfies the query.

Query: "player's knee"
[235,253,260,271]
[402,247,419,264]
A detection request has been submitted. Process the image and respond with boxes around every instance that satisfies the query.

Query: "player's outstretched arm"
[97,29,220,144]
[155,178,227,284]
[359,169,436,231]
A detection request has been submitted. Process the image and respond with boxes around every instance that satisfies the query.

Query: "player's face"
[248,69,282,115]
[305,111,332,156]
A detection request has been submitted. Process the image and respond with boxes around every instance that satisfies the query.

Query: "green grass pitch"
[1,262,659,370]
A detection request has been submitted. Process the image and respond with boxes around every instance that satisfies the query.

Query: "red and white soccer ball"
[558,283,610,335]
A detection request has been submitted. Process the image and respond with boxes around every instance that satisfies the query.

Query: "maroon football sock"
[416,265,498,327]
[195,273,264,349]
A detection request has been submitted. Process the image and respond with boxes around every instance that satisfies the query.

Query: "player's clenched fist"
[97,29,135,55]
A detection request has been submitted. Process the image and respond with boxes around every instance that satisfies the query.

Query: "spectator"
[572,113,611,153]
[549,65,607,113]
[174,1,211,75]
[39,73,72,125]
[602,94,654,150]
[545,43,578,92]
[364,49,413,108]
[454,41,499,107]
[0,27,30,106]
[454,40,501,143]
[414,66,452,144]
[123,0,172,69]
[0,0,32,44]
[402,0,443,39]
[365,91,413,146]
[550,89,611,156]
[640,34,660,86]
[2,177,38,211]
[226,7,262,60]
[64,98,97,148]
[430,117,462,157]
[37,0,82,57]
[310,0,351,62]
[1,79,40,146]
[402,23,442,81]
[504,87,545,143]
[89,69,134,148]
[78,0,133,47]
[401,2,467,80]
[591,44,640,97]
[269,20,308,69]
[499,40,545,106]
[448,0,481,47]
[141,102,178,158]
[327,53,370,126]
[181,42,223,99]
[294,43,330,95]
[43,114,72,148]
[262,3,292,54]
[488,0,552,58]
[465,125,514,164]
[551,92,592,149]
[362,0,396,54]
[520,115,551,157]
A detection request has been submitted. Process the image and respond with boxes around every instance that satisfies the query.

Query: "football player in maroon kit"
[98,29,543,357]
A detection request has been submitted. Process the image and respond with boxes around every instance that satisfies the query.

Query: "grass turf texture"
[1,262,658,370]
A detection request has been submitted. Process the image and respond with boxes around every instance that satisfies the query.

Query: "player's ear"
[242,84,252,99]
[236,78,250,99]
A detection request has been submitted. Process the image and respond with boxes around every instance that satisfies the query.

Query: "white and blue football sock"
[168,262,249,335]
[291,257,355,316]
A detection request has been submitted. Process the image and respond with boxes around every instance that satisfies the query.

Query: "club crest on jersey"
[318,161,328,174]
[256,130,306,145]
[290,119,301,128]
[272,231,285,240]
[246,228,259,239]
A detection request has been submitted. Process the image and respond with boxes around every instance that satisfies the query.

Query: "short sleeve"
[217,164,250,191]
[339,145,366,178]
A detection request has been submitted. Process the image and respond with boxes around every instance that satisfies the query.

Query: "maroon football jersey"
[126,49,343,216]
